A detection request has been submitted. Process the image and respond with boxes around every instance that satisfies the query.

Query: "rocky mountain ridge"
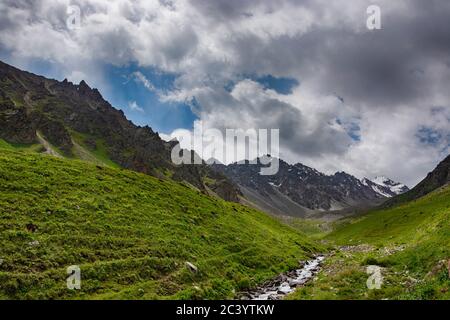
[0,60,240,201]
[212,156,409,217]
[384,154,450,207]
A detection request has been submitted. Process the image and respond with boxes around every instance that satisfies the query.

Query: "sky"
[0,0,449,186]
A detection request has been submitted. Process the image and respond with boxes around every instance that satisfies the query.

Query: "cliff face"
[0,60,240,201]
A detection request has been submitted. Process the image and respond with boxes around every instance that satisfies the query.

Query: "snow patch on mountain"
[361,176,409,198]
[372,176,409,195]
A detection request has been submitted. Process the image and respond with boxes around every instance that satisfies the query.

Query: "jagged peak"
[79,80,90,89]
[333,171,355,178]
[61,78,75,86]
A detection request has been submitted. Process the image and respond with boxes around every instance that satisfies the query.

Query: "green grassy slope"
[0,147,320,300]
[330,185,449,263]
[69,131,121,169]
[289,184,450,300]
[1,134,118,169]
[0,138,43,153]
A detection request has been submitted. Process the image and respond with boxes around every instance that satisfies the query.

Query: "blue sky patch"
[100,64,198,133]
[336,118,361,141]
[416,126,442,145]
[252,74,299,95]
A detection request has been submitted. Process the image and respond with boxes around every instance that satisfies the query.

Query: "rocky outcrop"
[0,108,36,144]
[410,155,450,196]
[385,154,450,207]
[203,168,242,202]
[37,116,73,155]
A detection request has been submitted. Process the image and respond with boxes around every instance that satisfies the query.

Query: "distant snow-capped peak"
[372,176,409,194]
[361,176,409,198]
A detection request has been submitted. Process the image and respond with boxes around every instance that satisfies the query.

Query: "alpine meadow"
[0,0,449,312]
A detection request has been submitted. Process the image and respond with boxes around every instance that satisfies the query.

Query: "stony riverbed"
[239,255,325,300]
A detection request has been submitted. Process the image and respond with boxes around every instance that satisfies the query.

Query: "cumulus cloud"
[0,0,449,185]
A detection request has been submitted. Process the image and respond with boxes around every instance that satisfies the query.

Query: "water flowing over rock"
[239,255,325,300]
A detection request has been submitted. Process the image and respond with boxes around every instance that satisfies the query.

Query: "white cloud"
[0,0,449,186]
[128,100,144,113]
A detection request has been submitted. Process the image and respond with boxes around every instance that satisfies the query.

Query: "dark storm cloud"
[207,0,450,109]
[313,1,450,108]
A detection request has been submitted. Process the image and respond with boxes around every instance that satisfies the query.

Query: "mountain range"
[212,156,409,217]
[0,60,414,217]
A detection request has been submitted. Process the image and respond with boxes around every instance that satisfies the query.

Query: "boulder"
[185,261,198,273]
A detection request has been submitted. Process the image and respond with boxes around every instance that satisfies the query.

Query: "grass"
[277,216,333,239]
[70,131,121,169]
[0,139,44,153]
[1,137,448,300]
[0,147,321,300]
[288,184,450,300]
